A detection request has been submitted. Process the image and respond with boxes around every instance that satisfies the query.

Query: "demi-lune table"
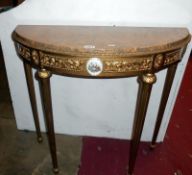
[12,25,191,175]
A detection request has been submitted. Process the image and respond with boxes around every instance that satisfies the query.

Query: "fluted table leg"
[128,73,156,175]
[150,64,178,149]
[37,69,59,174]
[23,61,42,143]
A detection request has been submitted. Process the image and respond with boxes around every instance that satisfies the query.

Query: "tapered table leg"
[37,69,59,174]
[128,73,156,175]
[23,61,42,143]
[150,64,178,149]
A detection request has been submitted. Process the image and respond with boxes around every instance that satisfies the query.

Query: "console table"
[12,25,191,175]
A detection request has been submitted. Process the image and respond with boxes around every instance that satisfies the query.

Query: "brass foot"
[37,136,43,143]
[150,144,156,150]
[53,168,59,174]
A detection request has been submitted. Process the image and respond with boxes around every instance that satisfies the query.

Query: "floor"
[0,43,192,175]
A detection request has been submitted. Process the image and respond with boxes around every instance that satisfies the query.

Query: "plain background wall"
[0,0,192,141]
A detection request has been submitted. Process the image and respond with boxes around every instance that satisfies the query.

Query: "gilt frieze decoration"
[16,43,183,77]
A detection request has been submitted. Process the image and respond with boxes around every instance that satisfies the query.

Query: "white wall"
[0,0,192,141]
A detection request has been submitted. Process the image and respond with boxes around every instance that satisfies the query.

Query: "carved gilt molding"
[16,43,183,75]
[17,43,31,61]
[104,57,153,72]
[164,50,181,66]
[39,52,84,72]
